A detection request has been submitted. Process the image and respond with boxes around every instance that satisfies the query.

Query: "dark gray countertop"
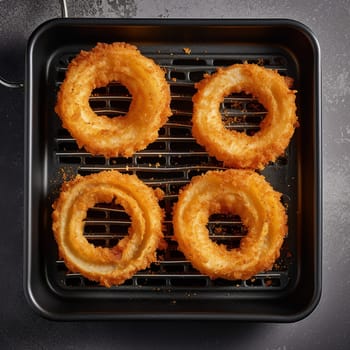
[0,0,349,349]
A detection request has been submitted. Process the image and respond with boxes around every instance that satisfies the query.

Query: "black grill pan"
[24,18,321,321]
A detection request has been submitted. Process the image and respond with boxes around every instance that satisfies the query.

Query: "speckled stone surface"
[0,0,349,349]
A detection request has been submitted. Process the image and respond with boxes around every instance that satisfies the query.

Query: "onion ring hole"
[84,203,132,249]
[221,92,267,136]
[89,84,132,119]
[206,213,248,251]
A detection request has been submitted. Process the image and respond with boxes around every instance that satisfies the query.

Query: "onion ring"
[172,169,287,280]
[52,170,165,287]
[55,42,171,158]
[192,63,298,169]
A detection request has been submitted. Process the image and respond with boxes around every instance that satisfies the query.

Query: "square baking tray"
[24,18,321,321]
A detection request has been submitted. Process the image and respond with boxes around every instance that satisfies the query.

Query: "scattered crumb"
[213,226,223,234]
[257,57,264,66]
[154,187,165,200]
[183,47,191,55]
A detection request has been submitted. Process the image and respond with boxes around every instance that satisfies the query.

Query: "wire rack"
[50,49,295,291]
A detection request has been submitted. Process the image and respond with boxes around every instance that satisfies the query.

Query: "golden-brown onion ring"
[173,169,287,280]
[55,42,171,158]
[52,170,165,287]
[192,63,298,169]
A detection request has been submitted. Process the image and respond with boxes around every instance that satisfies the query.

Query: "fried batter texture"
[55,42,171,158]
[173,170,287,280]
[192,63,298,169]
[52,171,165,287]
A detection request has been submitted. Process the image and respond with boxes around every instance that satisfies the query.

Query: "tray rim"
[24,17,322,322]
